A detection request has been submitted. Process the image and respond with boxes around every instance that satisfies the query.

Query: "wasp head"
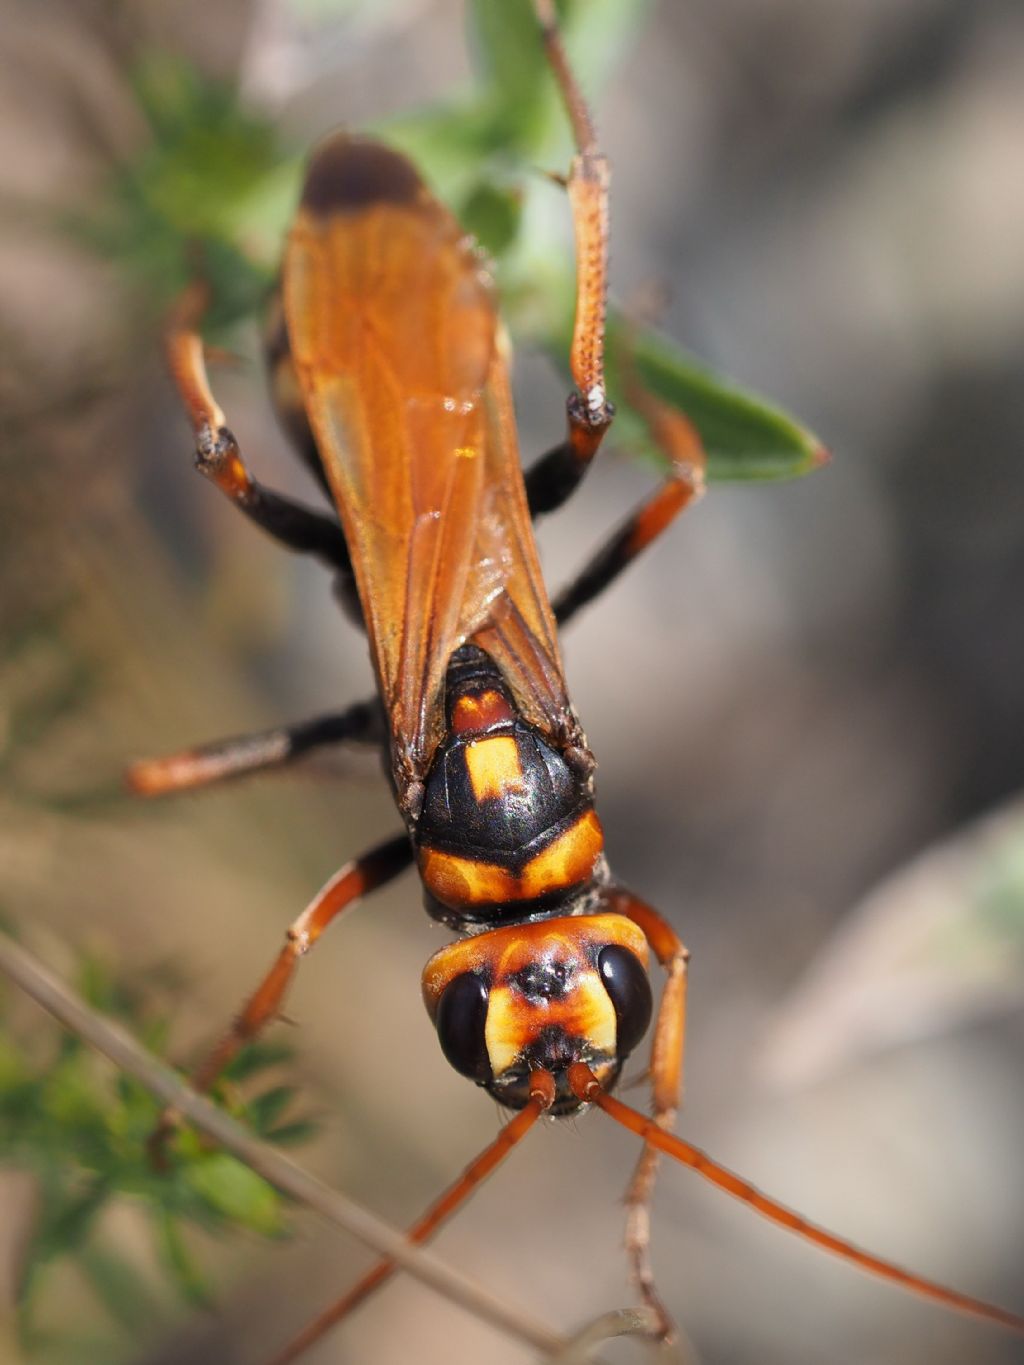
[422,914,652,1115]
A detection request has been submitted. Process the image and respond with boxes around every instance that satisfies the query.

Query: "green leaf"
[65,55,283,329]
[245,1084,296,1135]
[264,1118,318,1148]
[468,0,549,151]
[459,180,524,258]
[617,321,829,482]
[184,1154,284,1236]
[221,1037,294,1081]
[42,1058,108,1135]
[154,1210,213,1309]
[78,1245,160,1333]
[128,56,281,238]
[21,1182,111,1301]
[523,287,829,483]
[467,0,656,160]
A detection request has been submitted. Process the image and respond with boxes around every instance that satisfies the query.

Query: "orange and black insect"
[129,4,1024,1361]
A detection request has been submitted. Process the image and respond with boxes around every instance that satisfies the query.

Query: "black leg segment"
[127,697,383,797]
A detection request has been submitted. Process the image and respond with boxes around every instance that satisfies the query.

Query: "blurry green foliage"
[68,0,826,479]
[0,948,314,1358]
[65,56,290,334]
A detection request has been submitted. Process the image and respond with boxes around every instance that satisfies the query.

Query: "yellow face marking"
[465,735,524,802]
[484,986,526,1077]
[484,971,617,1079]
[568,975,618,1056]
[419,809,604,910]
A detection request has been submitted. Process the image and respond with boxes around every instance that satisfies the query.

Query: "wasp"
[129,3,1024,1360]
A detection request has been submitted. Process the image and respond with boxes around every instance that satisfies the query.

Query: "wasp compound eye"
[597,944,652,1058]
[436,972,492,1083]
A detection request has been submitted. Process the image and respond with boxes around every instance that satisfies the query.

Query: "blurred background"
[1,1,1023,1363]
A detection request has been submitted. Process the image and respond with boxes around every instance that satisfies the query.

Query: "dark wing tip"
[300,135,424,217]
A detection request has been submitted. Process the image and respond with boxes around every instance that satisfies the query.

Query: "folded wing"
[284,136,576,801]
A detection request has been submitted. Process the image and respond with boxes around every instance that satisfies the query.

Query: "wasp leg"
[552,394,706,626]
[526,0,614,522]
[126,697,382,798]
[525,436,595,520]
[165,284,352,578]
[264,290,334,501]
[149,832,412,1164]
[607,888,689,1340]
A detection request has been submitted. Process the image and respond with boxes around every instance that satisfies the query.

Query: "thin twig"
[549,1308,657,1363]
[0,929,569,1357]
[550,1307,695,1365]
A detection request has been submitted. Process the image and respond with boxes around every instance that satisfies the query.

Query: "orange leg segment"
[607,889,689,1338]
[525,0,614,520]
[149,833,412,1162]
[165,284,351,575]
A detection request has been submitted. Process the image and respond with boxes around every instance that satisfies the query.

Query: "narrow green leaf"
[468,0,655,160]
[154,1210,213,1309]
[264,1119,318,1149]
[222,1037,294,1081]
[617,321,829,482]
[245,1085,295,1134]
[21,1182,110,1295]
[184,1154,283,1236]
[78,1245,159,1332]
[468,0,549,149]
[528,292,829,483]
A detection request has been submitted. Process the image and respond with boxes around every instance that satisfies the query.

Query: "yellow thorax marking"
[465,735,524,802]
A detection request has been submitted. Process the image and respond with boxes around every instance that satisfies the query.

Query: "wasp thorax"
[416,647,604,925]
[423,915,653,1114]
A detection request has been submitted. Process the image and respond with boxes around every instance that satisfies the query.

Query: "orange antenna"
[567,1065,1024,1334]
[265,1072,556,1365]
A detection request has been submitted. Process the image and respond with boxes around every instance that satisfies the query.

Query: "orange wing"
[283,136,576,799]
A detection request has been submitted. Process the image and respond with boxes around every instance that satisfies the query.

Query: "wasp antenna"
[567,1064,1024,1335]
[264,1076,555,1365]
